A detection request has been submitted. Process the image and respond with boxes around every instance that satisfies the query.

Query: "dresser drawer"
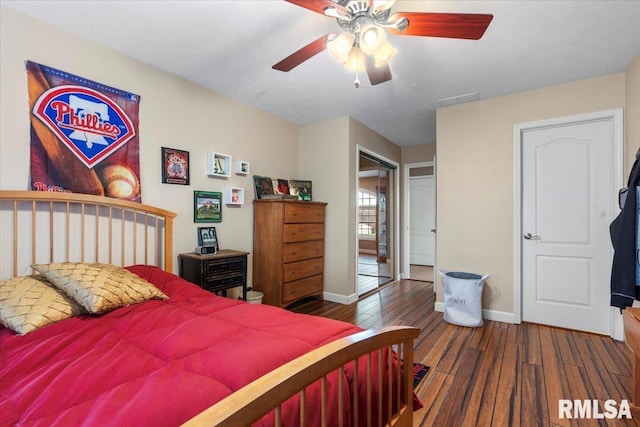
[283,240,324,263]
[282,274,323,304]
[283,224,324,243]
[285,203,325,223]
[283,257,324,283]
[204,256,246,275]
[204,271,246,292]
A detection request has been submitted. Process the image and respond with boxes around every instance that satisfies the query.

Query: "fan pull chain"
[354,50,361,88]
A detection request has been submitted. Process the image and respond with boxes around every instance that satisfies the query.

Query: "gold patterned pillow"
[31,263,168,314]
[0,275,87,334]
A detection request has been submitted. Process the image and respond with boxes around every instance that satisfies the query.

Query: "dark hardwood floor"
[291,279,640,426]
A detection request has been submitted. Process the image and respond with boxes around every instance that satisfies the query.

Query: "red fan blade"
[366,56,392,86]
[388,12,493,40]
[272,34,331,72]
[285,0,348,17]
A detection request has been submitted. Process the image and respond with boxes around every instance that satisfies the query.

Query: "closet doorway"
[357,150,397,296]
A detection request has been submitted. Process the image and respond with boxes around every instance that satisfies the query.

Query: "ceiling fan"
[273,0,493,87]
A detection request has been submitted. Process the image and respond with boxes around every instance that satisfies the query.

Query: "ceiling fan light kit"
[373,42,397,67]
[275,0,493,88]
[344,46,366,72]
[327,31,356,63]
[359,23,386,55]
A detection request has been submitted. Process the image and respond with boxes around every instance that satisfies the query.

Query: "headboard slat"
[12,201,18,277]
[81,203,85,262]
[95,204,99,263]
[31,201,36,268]
[0,191,176,279]
[65,201,70,263]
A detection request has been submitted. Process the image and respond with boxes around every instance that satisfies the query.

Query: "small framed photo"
[197,226,219,251]
[161,147,190,185]
[253,175,274,200]
[194,191,222,223]
[289,180,312,201]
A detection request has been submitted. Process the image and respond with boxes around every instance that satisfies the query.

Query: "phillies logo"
[33,85,136,168]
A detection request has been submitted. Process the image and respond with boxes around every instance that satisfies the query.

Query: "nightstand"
[179,249,249,300]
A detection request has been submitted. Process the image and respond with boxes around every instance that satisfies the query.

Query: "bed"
[0,190,420,426]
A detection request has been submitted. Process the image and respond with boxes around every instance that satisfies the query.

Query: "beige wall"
[0,7,299,284]
[401,143,436,164]
[626,54,640,173]
[299,117,400,301]
[298,117,351,298]
[436,73,628,316]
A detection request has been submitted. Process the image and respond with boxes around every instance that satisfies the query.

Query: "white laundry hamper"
[439,271,489,327]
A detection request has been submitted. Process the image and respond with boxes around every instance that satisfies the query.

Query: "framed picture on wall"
[194,191,222,223]
[161,147,190,185]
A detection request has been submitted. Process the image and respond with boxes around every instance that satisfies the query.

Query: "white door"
[521,118,615,334]
[410,176,435,265]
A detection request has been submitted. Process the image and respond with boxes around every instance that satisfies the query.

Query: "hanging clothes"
[610,154,640,309]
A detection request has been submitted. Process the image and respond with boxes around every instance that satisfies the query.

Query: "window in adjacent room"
[358,189,376,237]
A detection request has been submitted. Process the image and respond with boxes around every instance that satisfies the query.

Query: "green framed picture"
[194,191,222,223]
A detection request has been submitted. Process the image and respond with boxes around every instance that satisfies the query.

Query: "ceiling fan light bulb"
[328,32,355,64]
[359,24,386,55]
[344,46,366,72]
[374,42,397,67]
[363,30,377,46]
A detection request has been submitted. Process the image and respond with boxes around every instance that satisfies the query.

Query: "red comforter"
[0,265,373,426]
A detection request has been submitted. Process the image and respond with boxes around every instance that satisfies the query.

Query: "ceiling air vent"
[436,92,480,108]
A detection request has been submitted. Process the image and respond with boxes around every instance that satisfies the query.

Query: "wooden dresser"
[253,199,327,307]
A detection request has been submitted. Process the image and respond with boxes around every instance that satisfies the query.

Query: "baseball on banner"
[98,164,140,200]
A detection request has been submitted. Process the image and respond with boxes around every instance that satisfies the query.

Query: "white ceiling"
[3,0,640,146]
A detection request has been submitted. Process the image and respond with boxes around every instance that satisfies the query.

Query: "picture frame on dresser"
[194,191,222,223]
[289,180,312,201]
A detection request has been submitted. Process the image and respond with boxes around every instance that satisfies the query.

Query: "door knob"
[430,229,436,233]
[524,232,541,240]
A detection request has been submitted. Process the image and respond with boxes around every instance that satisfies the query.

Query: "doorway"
[515,109,623,336]
[404,160,436,283]
[357,150,397,296]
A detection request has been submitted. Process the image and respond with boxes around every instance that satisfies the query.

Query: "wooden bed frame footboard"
[0,190,176,279]
[183,326,421,427]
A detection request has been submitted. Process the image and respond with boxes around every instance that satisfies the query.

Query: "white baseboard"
[434,302,518,324]
[323,291,358,305]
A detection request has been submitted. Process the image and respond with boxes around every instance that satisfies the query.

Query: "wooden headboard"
[0,191,176,280]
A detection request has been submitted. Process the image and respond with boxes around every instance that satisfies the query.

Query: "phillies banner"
[27,61,142,202]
